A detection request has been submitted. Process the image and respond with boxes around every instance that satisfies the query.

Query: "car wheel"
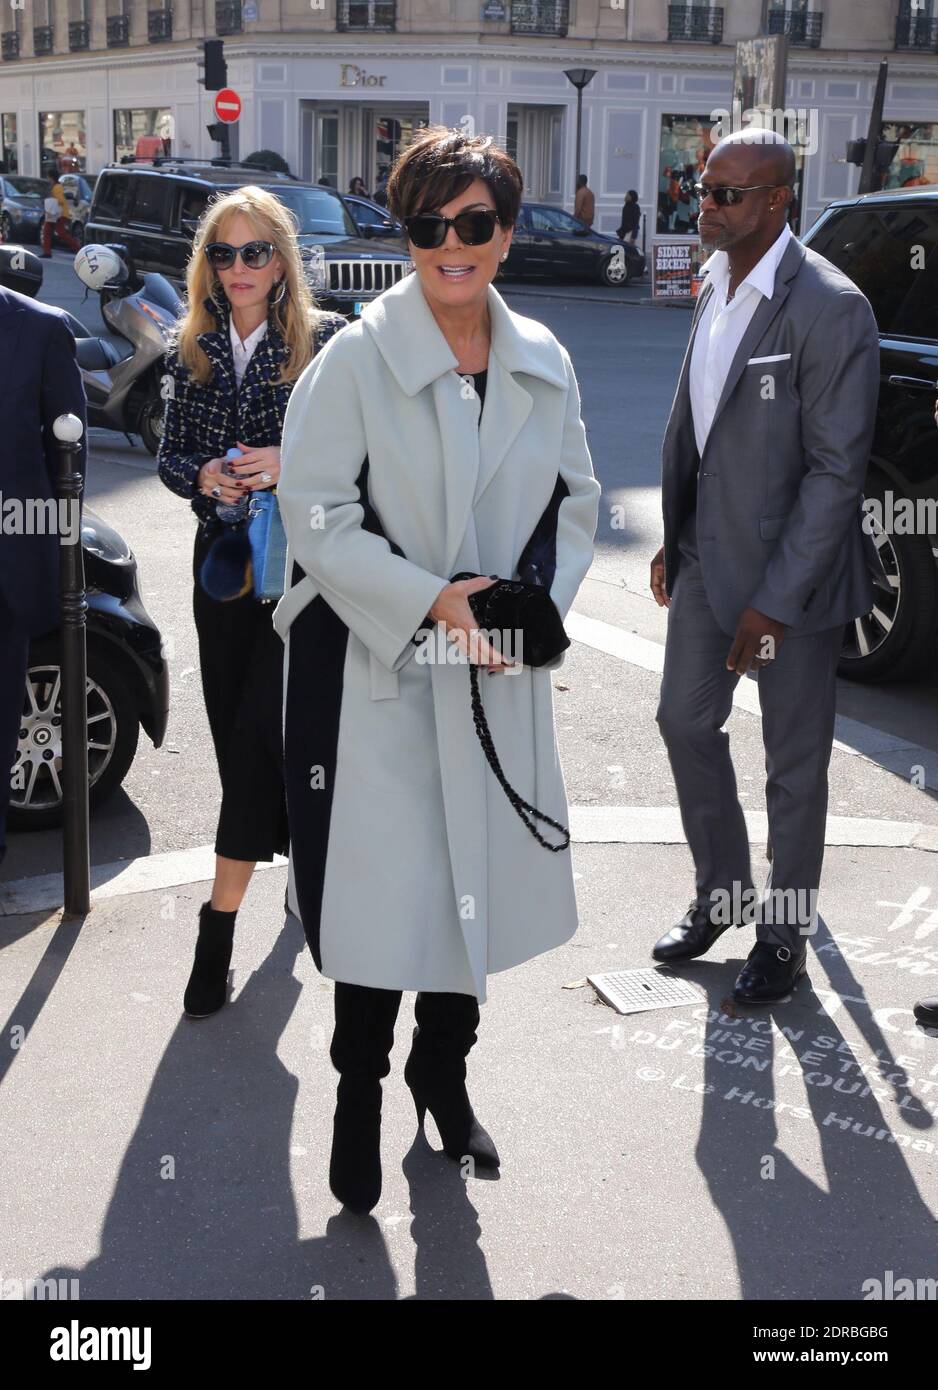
[71,220,85,247]
[0,212,12,243]
[7,643,140,831]
[838,473,938,683]
[138,384,165,457]
[600,250,632,287]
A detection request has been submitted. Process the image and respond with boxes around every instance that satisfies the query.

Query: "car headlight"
[303,245,327,291]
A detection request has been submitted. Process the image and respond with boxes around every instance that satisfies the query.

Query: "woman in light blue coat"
[278,126,600,1215]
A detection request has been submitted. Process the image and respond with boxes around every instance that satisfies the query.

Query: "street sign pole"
[858,59,888,196]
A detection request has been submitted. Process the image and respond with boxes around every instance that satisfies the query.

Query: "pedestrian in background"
[617,189,641,245]
[0,283,86,871]
[157,185,346,1019]
[574,173,595,227]
[277,125,599,1215]
[348,176,368,197]
[40,165,80,259]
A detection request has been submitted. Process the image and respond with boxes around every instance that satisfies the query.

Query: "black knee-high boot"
[329,982,402,1214]
[404,991,500,1169]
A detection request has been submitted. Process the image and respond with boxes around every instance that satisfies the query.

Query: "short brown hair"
[387,125,523,229]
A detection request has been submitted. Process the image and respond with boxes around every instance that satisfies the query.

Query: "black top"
[470,368,487,418]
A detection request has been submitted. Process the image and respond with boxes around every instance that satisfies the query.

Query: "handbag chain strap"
[468,663,570,853]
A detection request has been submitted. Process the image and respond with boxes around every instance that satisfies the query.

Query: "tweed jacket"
[157,298,347,523]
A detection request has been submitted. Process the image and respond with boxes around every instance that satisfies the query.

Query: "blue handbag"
[247,489,288,600]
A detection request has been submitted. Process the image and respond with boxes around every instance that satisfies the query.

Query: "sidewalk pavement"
[2,836,938,1300]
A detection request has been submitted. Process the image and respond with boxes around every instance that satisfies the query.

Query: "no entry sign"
[214,89,242,124]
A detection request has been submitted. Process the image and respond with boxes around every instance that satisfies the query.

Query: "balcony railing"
[148,8,173,42]
[33,25,54,55]
[767,8,822,47]
[107,13,129,45]
[335,0,396,30]
[216,0,242,34]
[895,13,938,51]
[68,20,90,50]
[510,0,569,36]
[668,5,724,42]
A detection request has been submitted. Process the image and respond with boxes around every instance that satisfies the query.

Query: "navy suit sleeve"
[40,312,87,492]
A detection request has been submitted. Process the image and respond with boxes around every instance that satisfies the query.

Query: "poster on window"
[652,237,704,300]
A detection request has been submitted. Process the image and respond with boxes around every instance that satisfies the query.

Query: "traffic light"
[198,39,227,91]
[846,137,900,172]
[206,122,230,157]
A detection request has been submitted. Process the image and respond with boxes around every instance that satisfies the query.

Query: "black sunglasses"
[693,182,781,207]
[204,240,276,270]
[404,208,499,249]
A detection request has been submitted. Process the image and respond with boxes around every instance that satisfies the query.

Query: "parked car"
[10,509,170,829]
[84,159,412,318]
[344,193,404,241]
[0,243,170,830]
[59,172,97,246]
[503,202,646,287]
[803,186,938,681]
[0,175,48,244]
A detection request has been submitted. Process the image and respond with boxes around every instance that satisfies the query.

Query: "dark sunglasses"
[693,182,780,207]
[404,208,499,249]
[204,240,276,270]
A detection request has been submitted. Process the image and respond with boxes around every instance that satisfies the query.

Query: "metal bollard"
[54,412,90,916]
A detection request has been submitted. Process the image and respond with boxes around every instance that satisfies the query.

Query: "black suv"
[804,187,938,682]
[84,159,412,318]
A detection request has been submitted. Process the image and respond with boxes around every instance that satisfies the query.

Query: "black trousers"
[0,591,29,865]
[192,524,288,862]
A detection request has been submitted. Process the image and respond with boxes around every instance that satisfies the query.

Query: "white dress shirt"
[689,223,792,459]
[229,315,268,388]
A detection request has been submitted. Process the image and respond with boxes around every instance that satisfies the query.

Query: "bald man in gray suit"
[649,130,879,1004]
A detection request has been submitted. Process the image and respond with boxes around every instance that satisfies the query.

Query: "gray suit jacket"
[660,236,879,637]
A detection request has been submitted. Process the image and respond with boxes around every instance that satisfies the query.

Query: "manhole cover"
[588,969,705,1015]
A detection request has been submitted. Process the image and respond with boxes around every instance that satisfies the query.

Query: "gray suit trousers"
[656,512,843,952]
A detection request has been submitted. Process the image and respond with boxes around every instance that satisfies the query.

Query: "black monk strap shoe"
[913,998,938,1029]
[652,901,734,963]
[733,942,807,1005]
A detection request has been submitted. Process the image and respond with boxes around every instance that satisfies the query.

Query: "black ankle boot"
[404,994,500,1169]
[328,983,402,1215]
[183,902,236,1018]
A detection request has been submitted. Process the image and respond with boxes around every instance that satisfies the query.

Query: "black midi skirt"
[192,522,289,862]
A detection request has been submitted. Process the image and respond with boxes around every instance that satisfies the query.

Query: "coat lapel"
[360,272,568,577]
[705,236,805,442]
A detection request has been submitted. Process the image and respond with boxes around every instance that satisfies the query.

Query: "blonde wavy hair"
[173,184,324,385]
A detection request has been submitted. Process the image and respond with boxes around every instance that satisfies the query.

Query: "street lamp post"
[564,68,597,196]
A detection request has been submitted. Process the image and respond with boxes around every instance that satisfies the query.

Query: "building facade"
[1,0,937,237]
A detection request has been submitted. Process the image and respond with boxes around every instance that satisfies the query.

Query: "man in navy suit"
[0,282,86,869]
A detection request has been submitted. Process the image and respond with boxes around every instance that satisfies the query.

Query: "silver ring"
[260,471,272,483]
[211,485,221,498]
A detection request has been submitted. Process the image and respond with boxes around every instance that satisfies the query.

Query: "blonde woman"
[157,185,346,1019]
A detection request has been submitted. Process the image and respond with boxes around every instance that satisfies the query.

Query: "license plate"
[353,301,365,316]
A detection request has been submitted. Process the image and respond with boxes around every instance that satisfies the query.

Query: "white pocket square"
[747,353,792,364]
